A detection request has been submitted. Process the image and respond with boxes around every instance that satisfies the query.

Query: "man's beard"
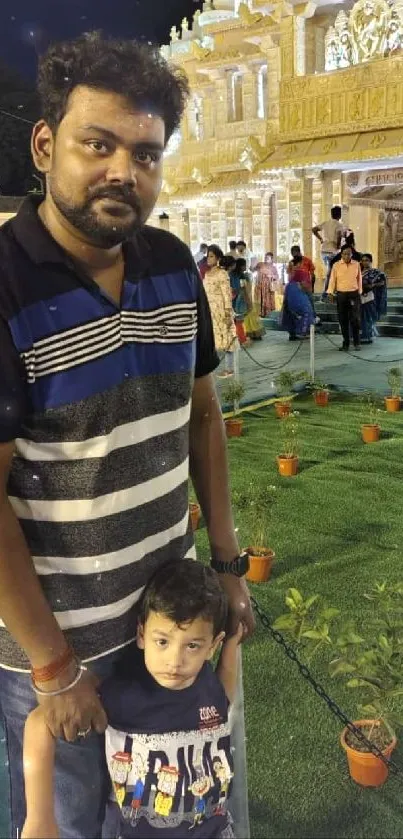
[49,180,144,248]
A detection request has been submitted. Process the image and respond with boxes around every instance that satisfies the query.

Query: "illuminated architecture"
[152,0,403,284]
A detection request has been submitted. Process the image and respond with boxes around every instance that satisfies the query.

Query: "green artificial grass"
[194,393,403,839]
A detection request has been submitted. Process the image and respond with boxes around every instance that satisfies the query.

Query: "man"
[0,32,254,838]
[312,206,344,295]
[194,241,208,267]
[227,239,238,260]
[236,240,256,270]
[328,243,362,351]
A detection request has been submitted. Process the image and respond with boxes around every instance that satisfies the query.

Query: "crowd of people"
[195,206,388,355]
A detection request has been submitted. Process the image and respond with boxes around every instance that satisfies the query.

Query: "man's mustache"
[89,187,141,211]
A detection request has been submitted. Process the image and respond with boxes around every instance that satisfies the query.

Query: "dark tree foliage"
[0,62,39,195]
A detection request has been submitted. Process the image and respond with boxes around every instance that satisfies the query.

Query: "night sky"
[0,0,203,81]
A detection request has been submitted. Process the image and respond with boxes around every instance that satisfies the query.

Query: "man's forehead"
[63,86,165,137]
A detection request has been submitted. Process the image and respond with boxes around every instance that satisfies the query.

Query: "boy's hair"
[229,240,237,250]
[237,240,246,249]
[235,257,247,273]
[37,31,189,143]
[362,252,373,262]
[138,559,228,638]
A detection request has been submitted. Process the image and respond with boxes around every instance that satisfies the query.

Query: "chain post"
[251,597,402,778]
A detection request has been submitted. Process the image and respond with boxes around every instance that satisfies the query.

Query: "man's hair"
[138,559,228,638]
[266,251,274,258]
[331,206,342,220]
[229,240,237,250]
[235,257,247,273]
[362,252,373,262]
[340,243,352,253]
[237,240,246,249]
[207,244,224,261]
[291,245,301,255]
[37,31,190,142]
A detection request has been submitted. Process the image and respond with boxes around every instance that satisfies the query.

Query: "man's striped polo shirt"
[0,197,219,670]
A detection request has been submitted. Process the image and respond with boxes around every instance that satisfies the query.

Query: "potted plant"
[189,501,201,532]
[221,379,245,438]
[276,410,300,476]
[232,482,276,583]
[273,370,307,418]
[310,378,330,407]
[360,391,381,443]
[385,367,402,412]
[274,583,403,787]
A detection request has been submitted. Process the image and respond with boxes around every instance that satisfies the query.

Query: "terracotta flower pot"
[361,424,381,444]
[314,390,329,407]
[275,401,291,419]
[189,502,201,532]
[245,548,275,583]
[277,455,299,476]
[225,418,244,438]
[385,396,401,413]
[340,720,397,788]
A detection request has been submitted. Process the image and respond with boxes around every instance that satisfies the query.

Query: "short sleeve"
[194,269,220,379]
[0,317,27,442]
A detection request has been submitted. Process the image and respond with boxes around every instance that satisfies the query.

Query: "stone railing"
[280,54,403,142]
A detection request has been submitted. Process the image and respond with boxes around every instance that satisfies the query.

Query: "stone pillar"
[280,15,305,79]
[243,66,258,121]
[276,180,289,262]
[302,176,313,257]
[188,208,199,252]
[289,175,303,252]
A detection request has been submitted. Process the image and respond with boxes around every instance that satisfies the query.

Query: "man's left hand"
[218,574,255,640]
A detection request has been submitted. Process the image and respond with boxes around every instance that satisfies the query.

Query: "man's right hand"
[35,661,108,741]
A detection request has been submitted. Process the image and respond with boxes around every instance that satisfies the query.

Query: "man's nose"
[105,150,137,186]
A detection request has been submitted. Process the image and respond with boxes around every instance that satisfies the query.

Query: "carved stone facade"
[152,0,403,281]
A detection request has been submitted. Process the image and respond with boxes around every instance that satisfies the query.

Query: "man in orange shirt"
[328,244,362,351]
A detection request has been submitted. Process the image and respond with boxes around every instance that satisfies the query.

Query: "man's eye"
[87,141,110,154]
[135,150,160,165]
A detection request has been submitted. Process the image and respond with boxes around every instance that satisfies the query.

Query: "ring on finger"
[77,726,92,738]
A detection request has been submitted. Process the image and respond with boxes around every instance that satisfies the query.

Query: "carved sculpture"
[325,0,403,69]
[170,26,179,43]
[192,40,211,60]
[238,136,270,172]
[181,17,189,33]
[238,2,263,26]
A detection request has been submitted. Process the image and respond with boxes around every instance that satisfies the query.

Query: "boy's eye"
[156,639,168,648]
[188,643,200,651]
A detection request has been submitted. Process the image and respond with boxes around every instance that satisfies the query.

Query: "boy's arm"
[22,707,59,839]
[216,624,243,703]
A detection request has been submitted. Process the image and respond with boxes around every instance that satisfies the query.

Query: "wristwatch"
[211,551,250,577]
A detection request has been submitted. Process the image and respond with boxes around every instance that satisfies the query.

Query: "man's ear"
[207,631,226,660]
[31,120,55,174]
[137,621,145,649]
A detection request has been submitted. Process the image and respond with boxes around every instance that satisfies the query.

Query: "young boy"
[22,560,242,838]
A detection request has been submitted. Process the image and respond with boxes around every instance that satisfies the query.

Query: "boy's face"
[137,611,225,690]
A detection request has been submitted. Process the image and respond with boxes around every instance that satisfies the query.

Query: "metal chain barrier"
[319,332,403,364]
[251,596,402,777]
[240,338,304,371]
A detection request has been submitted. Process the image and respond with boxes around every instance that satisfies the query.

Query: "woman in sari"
[281,269,315,340]
[254,252,279,317]
[203,245,237,377]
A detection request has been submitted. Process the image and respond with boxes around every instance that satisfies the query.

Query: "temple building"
[151,0,403,284]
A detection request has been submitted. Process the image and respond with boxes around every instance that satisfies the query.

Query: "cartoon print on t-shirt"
[212,757,233,816]
[129,753,148,825]
[154,765,180,817]
[188,750,213,830]
[110,751,132,807]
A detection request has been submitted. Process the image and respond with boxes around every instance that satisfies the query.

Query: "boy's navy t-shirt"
[101,649,233,837]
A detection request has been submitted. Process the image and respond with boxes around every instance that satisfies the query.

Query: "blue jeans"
[322,254,334,294]
[0,648,127,839]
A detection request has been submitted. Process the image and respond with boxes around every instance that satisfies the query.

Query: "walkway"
[216,331,403,406]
